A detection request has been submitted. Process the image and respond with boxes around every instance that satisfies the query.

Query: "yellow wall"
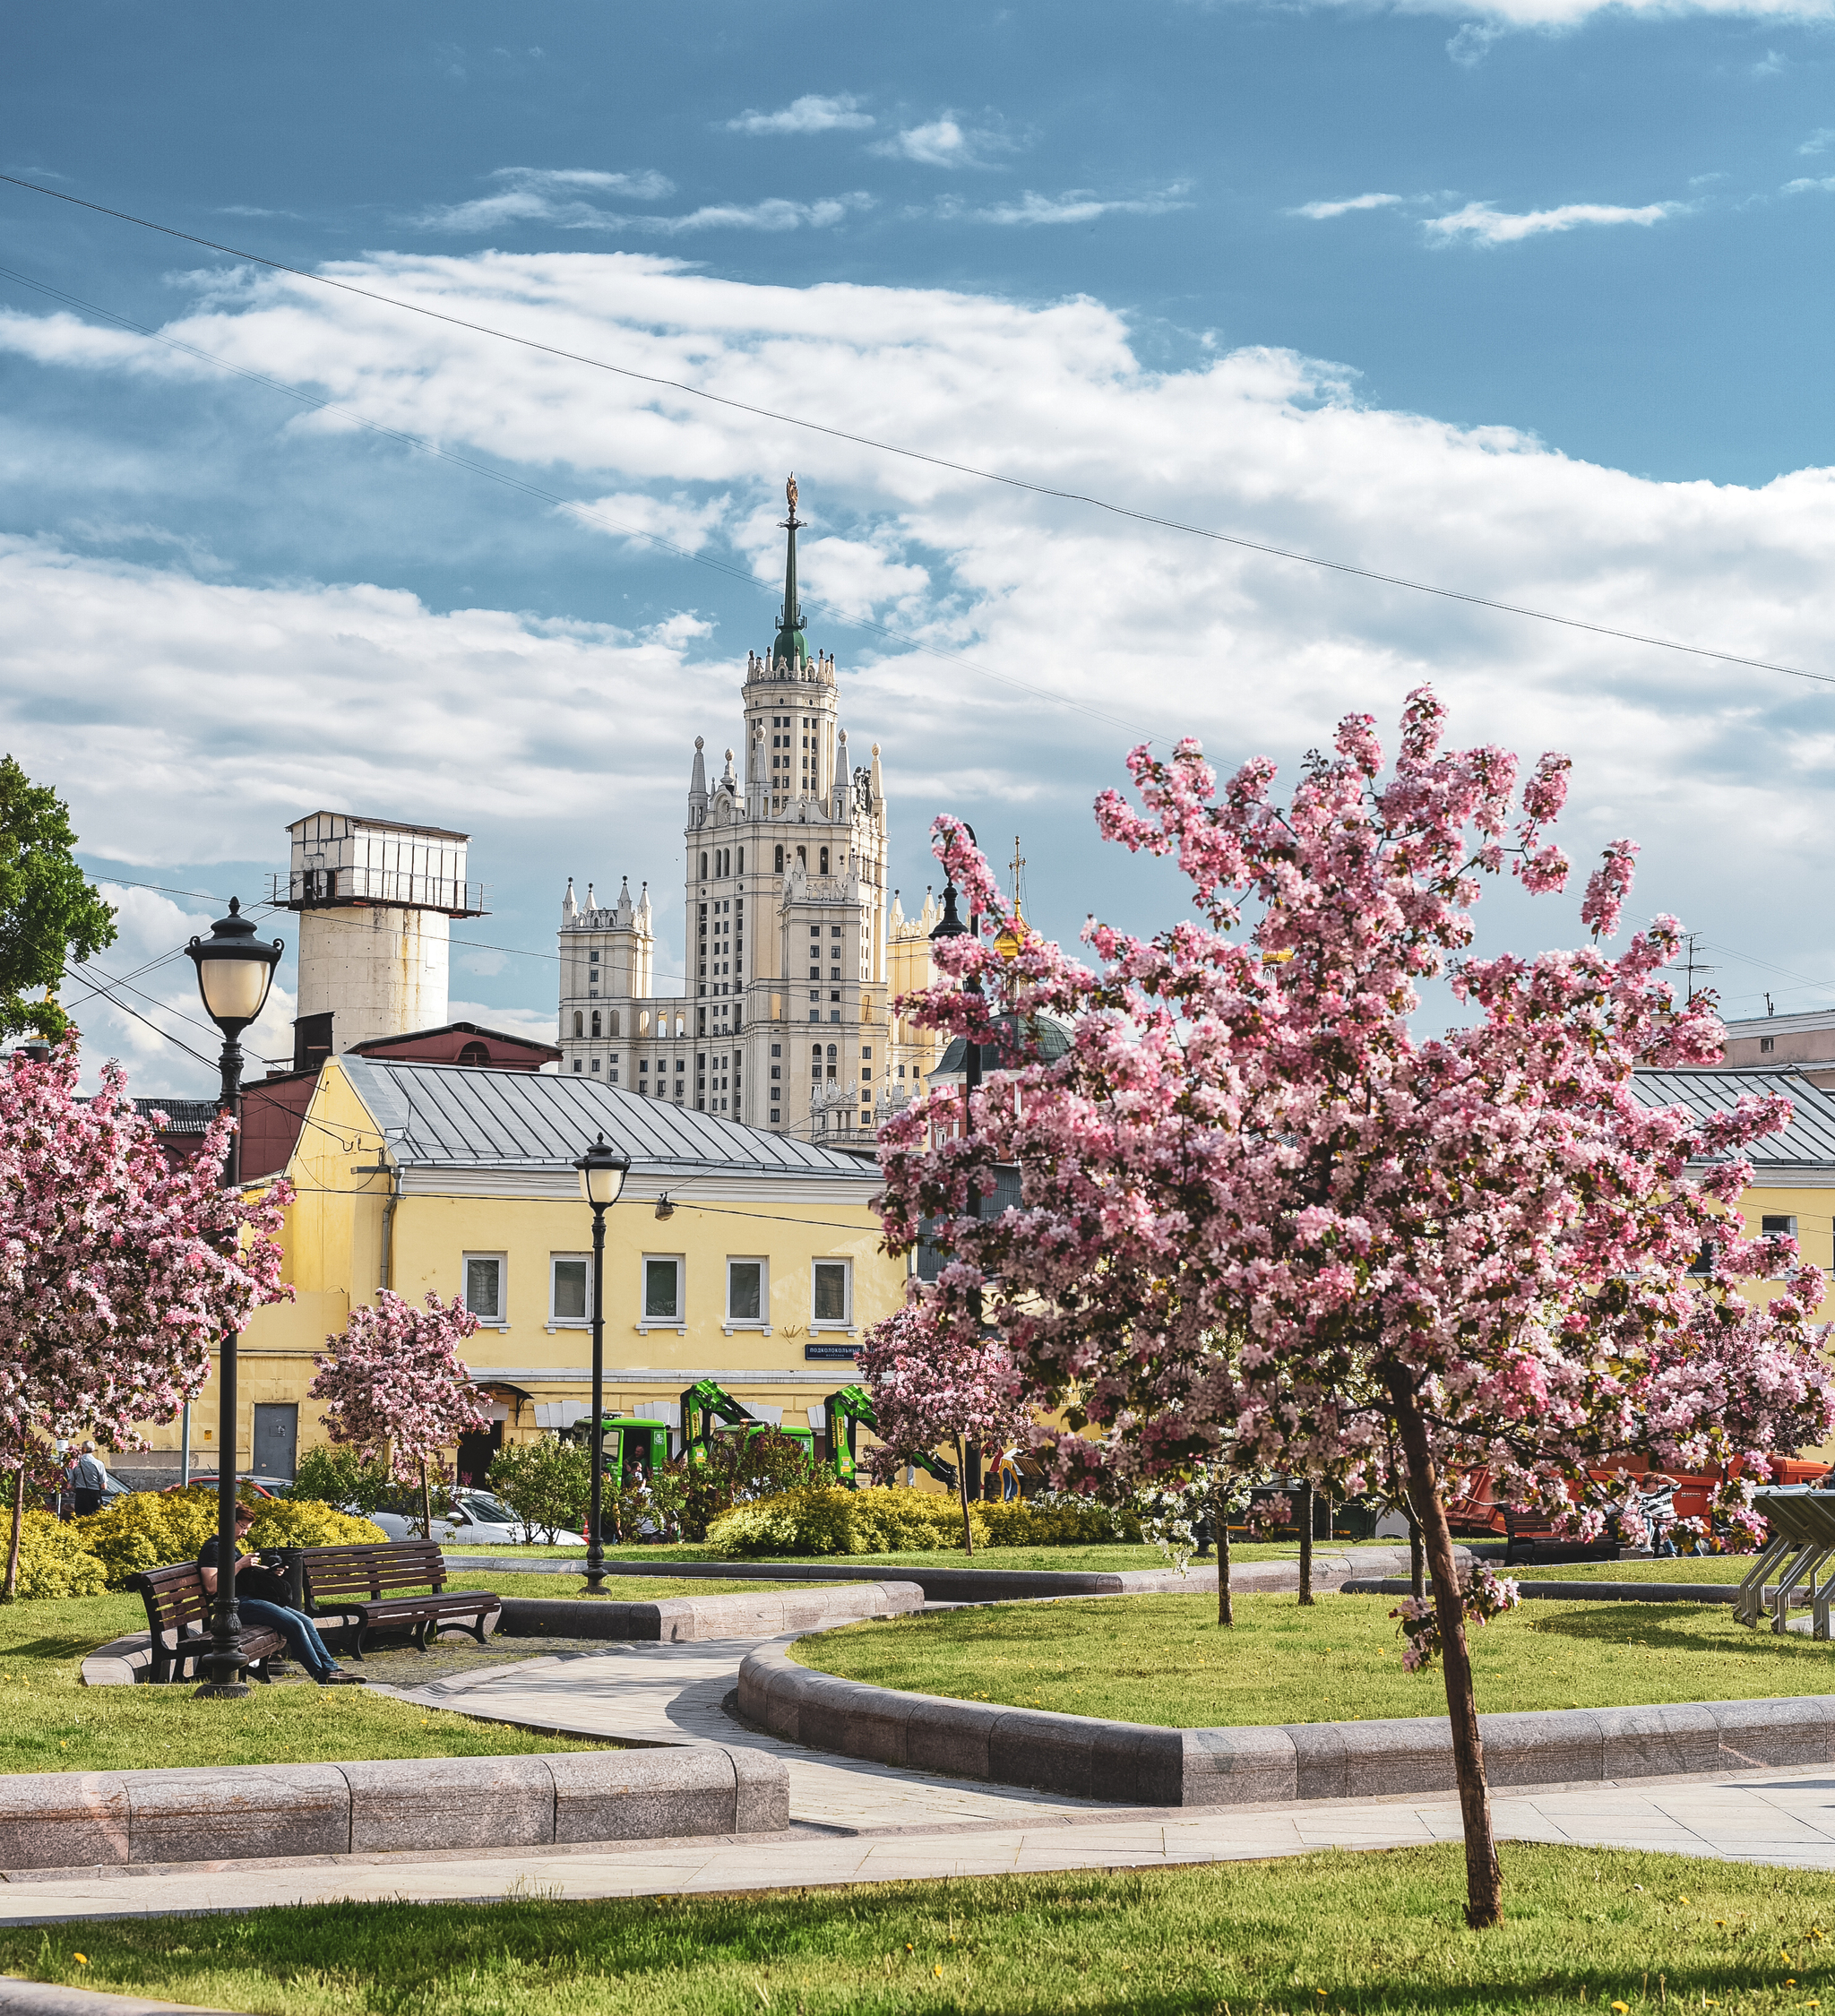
[142,1060,907,1469]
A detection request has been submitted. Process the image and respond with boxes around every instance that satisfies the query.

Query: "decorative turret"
[771,473,808,670]
[615,875,633,925]
[637,881,652,928]
[563,876,577,926]
[689,736,708,820]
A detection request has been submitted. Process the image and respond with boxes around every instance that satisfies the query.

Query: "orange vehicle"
[1446,1454,1830,1542]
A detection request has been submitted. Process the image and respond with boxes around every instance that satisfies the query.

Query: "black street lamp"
[573,1133,631,1594]
[184,897,283,1699]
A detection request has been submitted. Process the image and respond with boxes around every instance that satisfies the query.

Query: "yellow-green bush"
[246,1500,385,1550]
[79,1486,220,1587]
[981,1498,1141,1546]
[2,1512,108,1600]
[706,1485,989,1557]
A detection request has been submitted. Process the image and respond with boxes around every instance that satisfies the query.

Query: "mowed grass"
[0,1592,607,1774]
[796,1590,1835,1725]
[1508,1557,1759,1582]
[450,1572,859,1598]
[13,1845,1835,2014]
[502,1539,1344,1573]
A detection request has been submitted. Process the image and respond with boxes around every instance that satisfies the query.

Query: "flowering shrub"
[982,1496,1141,1546]
[1392,1565,1522,1673]
[1138,1479,1206,1575]
[706,1485,992,1558]
[1244,1495,1296,1544]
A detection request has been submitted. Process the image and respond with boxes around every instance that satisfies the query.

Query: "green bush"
[487,1438,590,1542]
[245,1500,385,1550]
[982,1498,1142,1546]
[705,1485,990,1557]
[4,1512,108,1599]
[79,1486,221,1587]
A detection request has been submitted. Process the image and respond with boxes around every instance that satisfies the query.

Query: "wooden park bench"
[1502,1509,1567,1564]
[132,1562,288,1685]
[291,1539,497,1659]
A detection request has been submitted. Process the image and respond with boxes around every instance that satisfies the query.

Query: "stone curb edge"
[0,1979,240,2016]
[1342,1575,1767,1607]
[0,1745,788,1874]
[738,1639,1835,1806]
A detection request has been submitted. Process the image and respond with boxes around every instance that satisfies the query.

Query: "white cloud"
[964,186,1192,226]
[17,246,1835,1067]
[1783,174,1835,194]
[873,116,1016,168]
[565,490,732,555]
[1293,0,1835,22]
[724,94,874,135]
[1426,198,1679,242]
[1801,128,1835,154]
[629,194,874,235]
[448,998,558,1047]
[1294,192,1406,220]
[414,167,676,234]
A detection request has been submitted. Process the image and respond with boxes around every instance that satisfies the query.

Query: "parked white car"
[358,1490,584,1547]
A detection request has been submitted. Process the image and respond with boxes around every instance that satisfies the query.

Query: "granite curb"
[0,1982,240,2016]
[0,1746,789,1874]
[442,1545,1433,1602]
[738,1639,1835,1806]
[1342,1575,1761,1607]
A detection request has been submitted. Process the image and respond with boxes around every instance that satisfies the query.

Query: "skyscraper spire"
[772,472,807,670]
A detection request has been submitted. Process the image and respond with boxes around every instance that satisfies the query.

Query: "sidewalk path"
[6,1637,1835,1925]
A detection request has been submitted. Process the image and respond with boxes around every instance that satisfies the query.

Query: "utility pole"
[1681,932,1718,1007]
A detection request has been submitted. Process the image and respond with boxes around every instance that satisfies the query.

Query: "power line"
[1,175,1829,694]
[0,260,1164,745]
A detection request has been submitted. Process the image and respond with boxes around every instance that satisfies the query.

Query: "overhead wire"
[0,173,1830,694]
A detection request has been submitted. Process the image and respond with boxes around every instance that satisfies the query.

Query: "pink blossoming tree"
[856,1300,1029,1554]
[309,1289,488,1538]
[876,689,1835,1928]
[0,1040,291,1598]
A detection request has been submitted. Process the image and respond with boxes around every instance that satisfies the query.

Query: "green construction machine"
[558,1414,671,1491]
[678,1378,814,1465]
[823,1383,958,1491]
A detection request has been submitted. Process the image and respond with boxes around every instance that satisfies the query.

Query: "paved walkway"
[9,1636,1835,1925]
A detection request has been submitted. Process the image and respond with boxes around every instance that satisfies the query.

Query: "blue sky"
[4,0,1835,1090]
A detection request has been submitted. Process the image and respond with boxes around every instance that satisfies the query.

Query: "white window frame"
[810,1256,854,1334]
[547,1252,591,1331]
[724,1254,771,1335]
[638,1253,686,1336]
[1761,1212,1800,1279]
[461,1252,508,1329]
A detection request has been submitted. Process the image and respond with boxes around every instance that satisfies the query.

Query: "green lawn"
[11,1845,1835,2013]
[796,1590,1835,1725]
[450,1572,864,1598]
[0,1593,606,1774]
[472,1540,1336,1572]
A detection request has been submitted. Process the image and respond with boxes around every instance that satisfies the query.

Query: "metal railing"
[268,869,487,918]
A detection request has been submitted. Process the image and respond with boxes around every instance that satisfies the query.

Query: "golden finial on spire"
[786,472,798,517]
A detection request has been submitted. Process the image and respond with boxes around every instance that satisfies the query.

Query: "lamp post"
[184,896,283,1698]
[931,835,986,1506]
[573,1133,631,1594]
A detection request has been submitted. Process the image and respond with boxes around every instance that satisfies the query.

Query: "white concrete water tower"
[273,813,487,1067]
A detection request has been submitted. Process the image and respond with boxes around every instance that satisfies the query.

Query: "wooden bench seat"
[132,1562,287,1685]
[294,1539,497,1659]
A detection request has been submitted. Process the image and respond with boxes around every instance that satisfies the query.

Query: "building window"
[813,1259,851,1325]
[700,851,708,879]
[770,1106,781,1123]
[862,1046,872,1058]
[573,1059,583,1073]
[550,1254,590,1325]
[589,949,599,965]
[727,1257,767,1324]
[771,1043,781,1057]
[820,847,830,874]
[462,1254,506,1325]
[1762,1036,1776,1053]
[608,1011,619,1038]
[775,844,784,872]
[643,1255,683,1322]
[1762,1213,1800,1274]
[573,1012,583,1038]
[590,1058,600,1073]
[590,1011,602,1038]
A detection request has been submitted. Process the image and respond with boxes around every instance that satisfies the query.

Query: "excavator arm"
[823,1384,958,1491]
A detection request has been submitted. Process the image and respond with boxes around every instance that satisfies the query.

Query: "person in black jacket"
[199,1505,363,1684]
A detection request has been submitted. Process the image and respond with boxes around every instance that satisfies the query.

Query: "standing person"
[198,1504,364,1685]
[1641,1471,1681,1557]
[70,1443,109,1518]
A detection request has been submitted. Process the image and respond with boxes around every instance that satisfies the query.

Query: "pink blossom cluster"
[1393,1565,1522,1673]
[854,1300,1029,1486]
[308,1288,488,1483]
[876,686,1835,1535]
[0,1038,290,1474]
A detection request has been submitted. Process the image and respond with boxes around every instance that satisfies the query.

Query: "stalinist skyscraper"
[556,478,941,1137]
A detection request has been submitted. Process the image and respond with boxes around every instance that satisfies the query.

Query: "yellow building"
[152,1055,906,1481]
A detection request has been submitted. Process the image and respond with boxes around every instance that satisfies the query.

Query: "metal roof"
[1632,1068,1835,1168]
[933,1012,1074,1081]
[336,1056,876,1179]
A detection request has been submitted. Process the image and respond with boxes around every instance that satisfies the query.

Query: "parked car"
[159,1474,285,1498]
[357,1490,585,1547]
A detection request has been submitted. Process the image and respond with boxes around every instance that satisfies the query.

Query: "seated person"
[199,1504,363,1685]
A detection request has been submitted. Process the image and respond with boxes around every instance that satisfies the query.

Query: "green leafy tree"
[487,1437,591,1543]
[0,758,116,1040]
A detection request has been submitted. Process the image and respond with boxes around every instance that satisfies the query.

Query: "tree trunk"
[1297,1482,1315,1606]
[419,1457,434,1543]
[1409,1513,1426,1600]
[4,1464,25,1604]
[1212,1476,1233,1626]
[1388,1374,1502,1928]
[957,1436,974,1556]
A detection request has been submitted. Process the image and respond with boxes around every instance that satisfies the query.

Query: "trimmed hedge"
[702,1486,1144,1557]
[7,1512,108,1599]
